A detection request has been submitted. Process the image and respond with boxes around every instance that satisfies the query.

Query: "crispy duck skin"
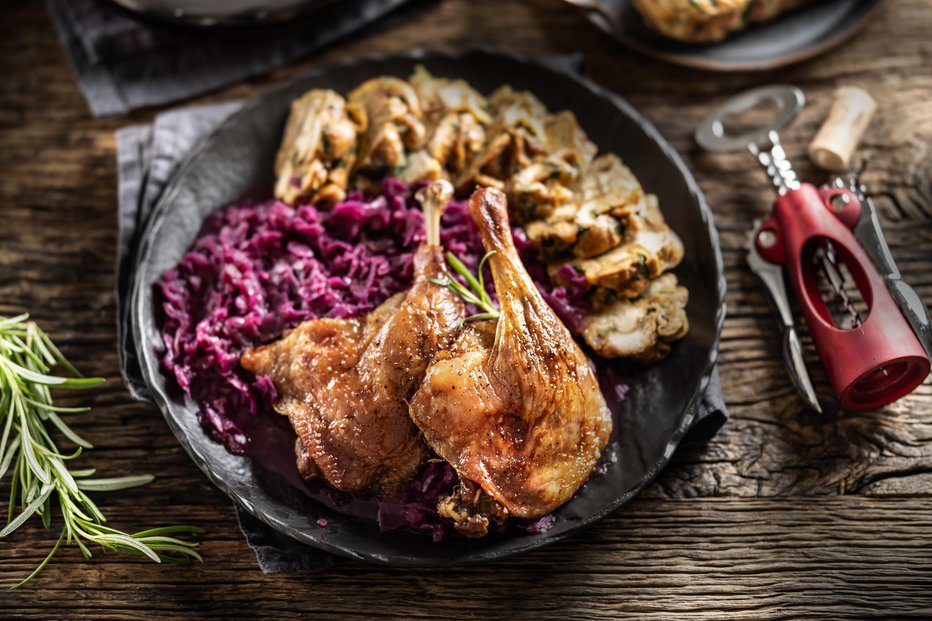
[241,182,463,497]
[409,188,613,536]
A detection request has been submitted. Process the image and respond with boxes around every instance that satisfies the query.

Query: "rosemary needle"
[0,314,203,589]
[428,251,500,324]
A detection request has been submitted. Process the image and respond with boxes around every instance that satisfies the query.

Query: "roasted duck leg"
[241,181,463,497]
[409,187,613,536]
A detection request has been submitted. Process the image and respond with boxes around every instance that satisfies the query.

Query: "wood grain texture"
[1,0,931,618]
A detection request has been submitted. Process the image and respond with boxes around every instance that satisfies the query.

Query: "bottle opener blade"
[846,179,932,359]
[746,228,823,413]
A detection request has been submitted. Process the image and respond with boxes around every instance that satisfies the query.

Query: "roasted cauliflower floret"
[410,65,492,125]
[523,154,647,259]
[577,154,646,218]
[274,90,363,206]
[426,112,487,176]
[554,193,684,296]
[406,66,491,179]
[396,150,444,184]
[508,111,597,220]
[349,77,426,174]
[456,86,550,195]
[273,72,691,363]
[581,273,689,362]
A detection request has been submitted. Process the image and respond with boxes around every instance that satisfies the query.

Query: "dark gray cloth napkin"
[46,0,430,117]
[116,92,727,573]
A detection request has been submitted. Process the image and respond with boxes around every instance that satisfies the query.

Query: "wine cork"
[808,86,877,172]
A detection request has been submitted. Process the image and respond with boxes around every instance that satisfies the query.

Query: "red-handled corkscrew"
[696,85,931,412]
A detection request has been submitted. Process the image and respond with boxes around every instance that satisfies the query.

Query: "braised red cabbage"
[157,178,587,536]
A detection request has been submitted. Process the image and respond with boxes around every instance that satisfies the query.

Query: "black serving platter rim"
[131,48,726,565]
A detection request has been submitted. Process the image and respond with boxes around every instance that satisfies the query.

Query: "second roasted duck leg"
[409,187,613,536]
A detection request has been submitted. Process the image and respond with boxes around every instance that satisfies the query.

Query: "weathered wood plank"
[1,0,931,618]
[3,498,932,619]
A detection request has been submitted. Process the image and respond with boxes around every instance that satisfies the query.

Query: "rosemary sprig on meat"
[429,251,500,323]
[0,314,202,589]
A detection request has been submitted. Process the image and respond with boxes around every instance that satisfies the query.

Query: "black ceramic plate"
[570,0,885,71]
[130,49,725,565]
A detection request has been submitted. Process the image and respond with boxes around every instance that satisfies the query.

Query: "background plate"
[569,0,885,71]
[131,49,725,565]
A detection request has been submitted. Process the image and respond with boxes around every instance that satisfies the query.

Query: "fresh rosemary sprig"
[0,314,203,589]
[429,251,500,324]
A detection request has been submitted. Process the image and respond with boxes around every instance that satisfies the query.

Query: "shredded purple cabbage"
[377,460,459,542]
[525,514,557,535]
[157,178,590,535]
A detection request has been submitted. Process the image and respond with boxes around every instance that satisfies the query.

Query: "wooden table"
[2,0,931,618]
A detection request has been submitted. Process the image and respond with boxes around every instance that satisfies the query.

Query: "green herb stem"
[428,251,500,325]
[0,314,202,589]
